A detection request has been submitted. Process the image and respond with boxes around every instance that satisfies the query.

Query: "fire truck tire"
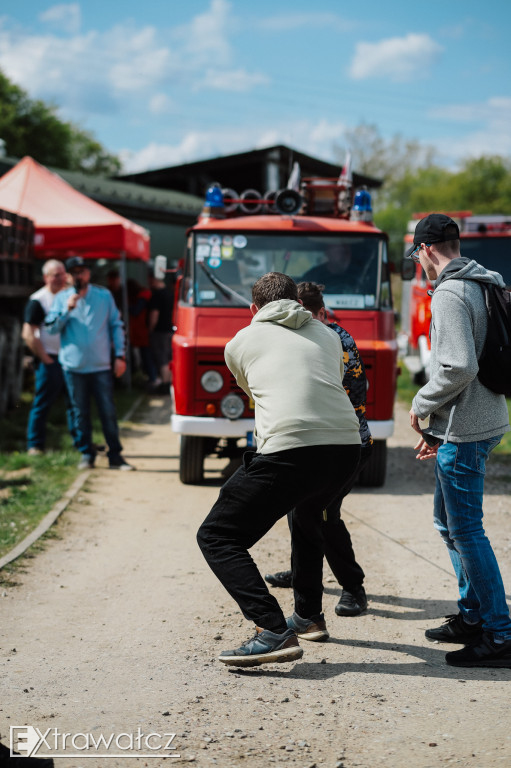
[358,440,387,487]
[180,435,206,484]
[0,327,8,418]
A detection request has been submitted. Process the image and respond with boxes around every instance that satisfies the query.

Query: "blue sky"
[1,1,510,174]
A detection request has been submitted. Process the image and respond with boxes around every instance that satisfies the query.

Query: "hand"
[413,436,439,461]
[67,292,81,311]
[409,407,422,434]
[114,358,126,378]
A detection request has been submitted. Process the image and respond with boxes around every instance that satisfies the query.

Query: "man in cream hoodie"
[197,272,361,667]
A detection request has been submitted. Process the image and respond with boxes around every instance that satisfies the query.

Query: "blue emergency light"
[205,184,224,208]
[353,187,372,213]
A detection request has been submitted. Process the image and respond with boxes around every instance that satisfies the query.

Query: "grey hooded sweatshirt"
[225,299,361,454]
[412,258,510,442]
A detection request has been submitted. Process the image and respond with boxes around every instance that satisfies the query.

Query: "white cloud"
[349,34,443,82]
[149,93,173,115]
[173,0,233,67]
[39,3,81,35]
[430,97,511,163]
[0,0,265,121]
[120,118,347,173]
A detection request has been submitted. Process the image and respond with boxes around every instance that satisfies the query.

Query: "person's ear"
[250,302,258,316]
[318,307,326,322]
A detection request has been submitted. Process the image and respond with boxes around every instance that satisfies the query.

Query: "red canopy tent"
[0,156,150,261]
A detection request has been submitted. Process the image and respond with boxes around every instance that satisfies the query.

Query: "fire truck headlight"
[221,394,244,420]
[201,370,223,393]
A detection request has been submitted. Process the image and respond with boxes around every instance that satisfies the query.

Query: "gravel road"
[1,395,510,768]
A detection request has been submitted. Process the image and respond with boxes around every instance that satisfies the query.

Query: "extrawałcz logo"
[10,726,180,758]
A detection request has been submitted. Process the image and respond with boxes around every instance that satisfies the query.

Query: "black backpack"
[477,282,511,398]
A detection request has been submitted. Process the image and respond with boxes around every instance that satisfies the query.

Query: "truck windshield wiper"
[198,261,251,307]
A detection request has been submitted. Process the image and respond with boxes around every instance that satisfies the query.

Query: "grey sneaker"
[335,586,368,617]
[219,627,303,667]
[286,612,329,641]
[78,455,95,470]
[425,613,483,644]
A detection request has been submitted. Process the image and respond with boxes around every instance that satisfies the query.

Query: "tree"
[0,70,121,175]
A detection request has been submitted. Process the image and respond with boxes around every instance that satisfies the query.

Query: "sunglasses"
[410,244,431,263]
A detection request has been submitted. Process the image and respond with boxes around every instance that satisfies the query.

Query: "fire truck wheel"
[180,435,206,484]
[358,440,387,488]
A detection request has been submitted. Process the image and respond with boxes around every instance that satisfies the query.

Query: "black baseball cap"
[405,214,460,258]
[65,255,88,272]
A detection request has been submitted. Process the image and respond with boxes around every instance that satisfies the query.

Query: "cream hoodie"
[224,299,361,454]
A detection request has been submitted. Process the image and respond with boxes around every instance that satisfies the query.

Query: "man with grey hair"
[22,259,76,454]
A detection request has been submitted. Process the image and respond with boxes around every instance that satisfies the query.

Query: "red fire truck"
[400,212,511,383]
[171,168,399,486]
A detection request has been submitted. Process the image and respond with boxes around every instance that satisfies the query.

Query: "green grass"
[397,360,511,455]
[0,377,146,561]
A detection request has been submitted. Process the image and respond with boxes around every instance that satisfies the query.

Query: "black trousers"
[289,443,373,593]
[197,444,361,632]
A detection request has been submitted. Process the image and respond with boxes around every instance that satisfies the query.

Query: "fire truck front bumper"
[171,414,255,438]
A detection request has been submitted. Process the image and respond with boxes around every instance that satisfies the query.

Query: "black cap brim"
[404,244,417,259]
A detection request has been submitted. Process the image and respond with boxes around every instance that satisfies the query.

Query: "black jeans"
[289,443,373,593]
[197,444,361,632]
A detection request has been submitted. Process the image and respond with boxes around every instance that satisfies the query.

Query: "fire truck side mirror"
[401,258,415,281]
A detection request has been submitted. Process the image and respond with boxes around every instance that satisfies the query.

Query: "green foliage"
[0,69,121,175]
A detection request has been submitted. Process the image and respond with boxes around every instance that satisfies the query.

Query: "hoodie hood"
[435,257,505,289]
[251,299,313,329]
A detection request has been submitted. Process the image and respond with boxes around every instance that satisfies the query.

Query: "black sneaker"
[425,613,483,644]
[264,570,292,588]
[219,627,303,667]
[109,457,136,471]
[286,612,329,641]
[445,633,511,668]
[335,586,367,616]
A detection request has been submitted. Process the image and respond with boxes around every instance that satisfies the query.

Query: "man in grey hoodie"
[408,213,511,668]
[197,272,361,667]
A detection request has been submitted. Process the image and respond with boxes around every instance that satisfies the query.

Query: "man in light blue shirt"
[46,256,135,471]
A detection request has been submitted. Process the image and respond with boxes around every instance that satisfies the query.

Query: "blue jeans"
[434,437,511,640]
[27,356,77,450]
[63,369,123,462]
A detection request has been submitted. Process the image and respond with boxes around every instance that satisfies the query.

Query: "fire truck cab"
[400,212,511,383]
[171,167,398,487]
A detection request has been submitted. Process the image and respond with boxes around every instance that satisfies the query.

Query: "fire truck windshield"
[189,233,389,309]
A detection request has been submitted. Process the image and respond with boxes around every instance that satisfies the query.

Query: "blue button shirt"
[45,285,125,373]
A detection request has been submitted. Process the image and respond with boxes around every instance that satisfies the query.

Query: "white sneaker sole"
[219,645,303,667]
[297,629,329,642]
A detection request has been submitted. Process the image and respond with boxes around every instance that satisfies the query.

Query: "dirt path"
[1,396,511,768]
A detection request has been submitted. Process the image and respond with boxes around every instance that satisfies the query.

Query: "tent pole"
[120,250,131,390]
